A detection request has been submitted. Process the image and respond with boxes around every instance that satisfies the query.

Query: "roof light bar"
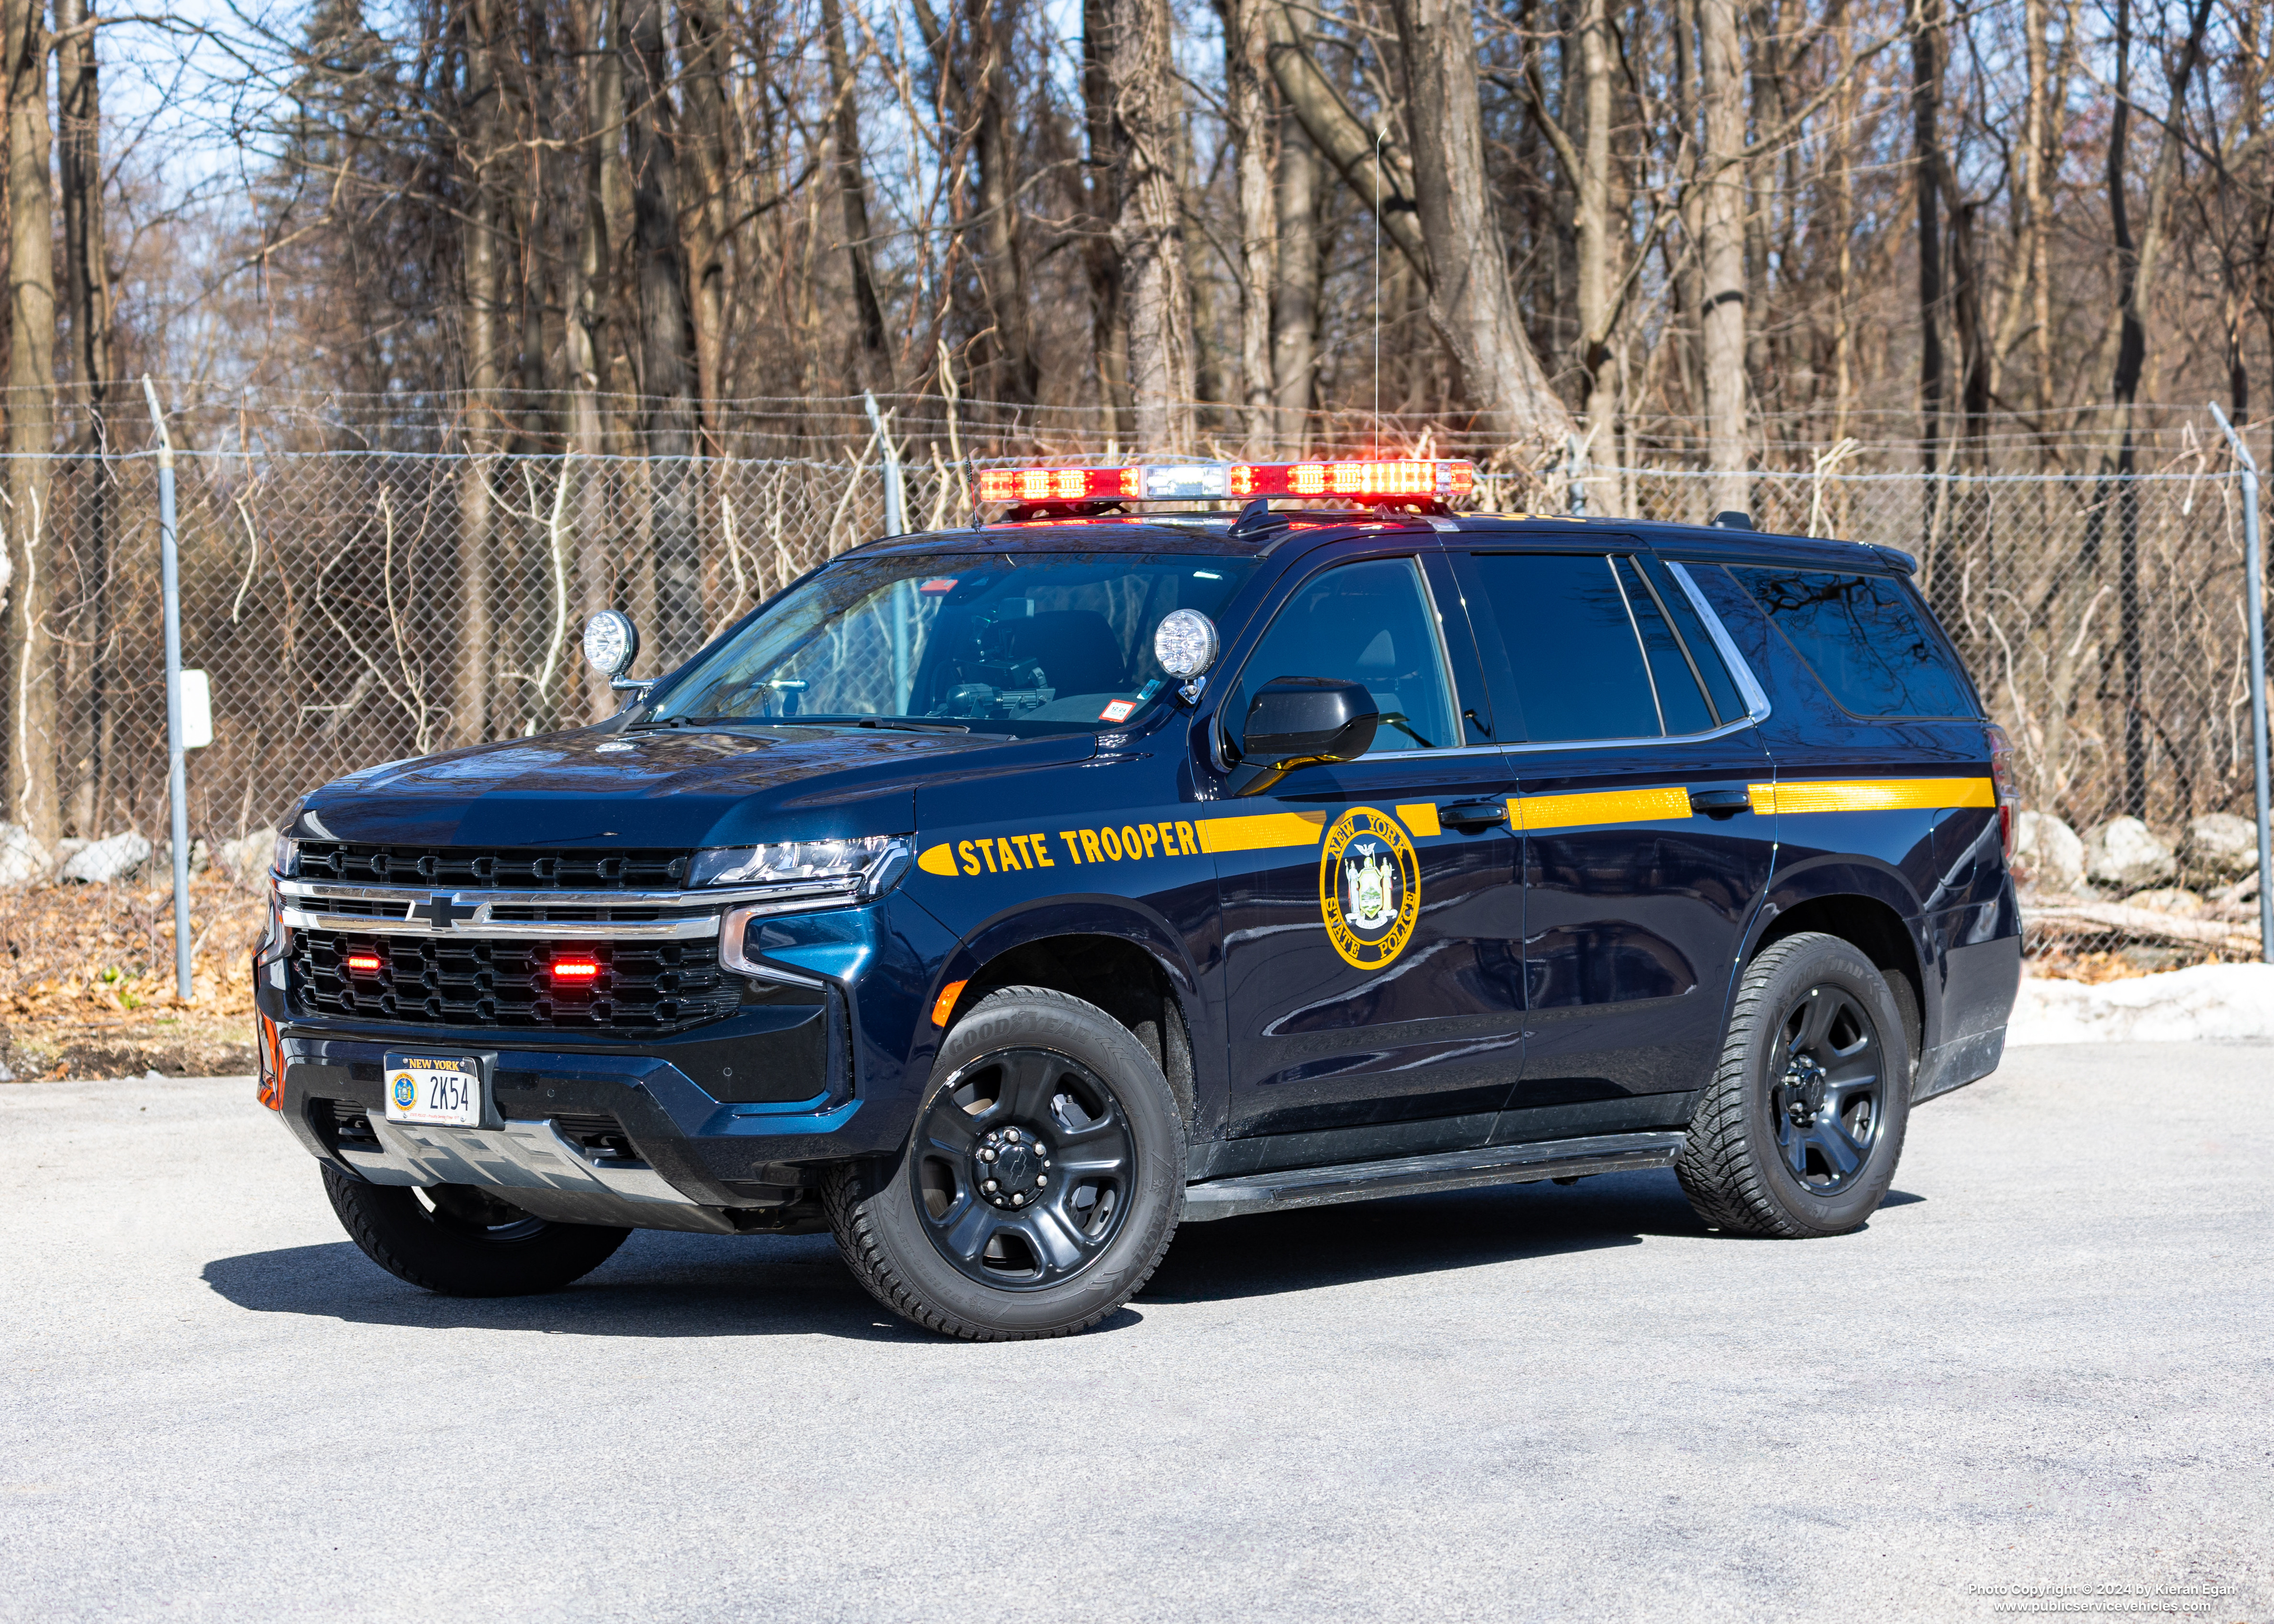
[978,458,1475,510]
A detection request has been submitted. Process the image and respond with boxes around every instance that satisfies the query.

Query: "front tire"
[322,1163,632,1296]
[1677,932,1912,1237]
[827,986,1185,1340]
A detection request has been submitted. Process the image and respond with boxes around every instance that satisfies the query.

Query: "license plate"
[383,1054,483,1127]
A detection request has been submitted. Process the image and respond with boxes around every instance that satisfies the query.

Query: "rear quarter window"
[1733,567,1979,719]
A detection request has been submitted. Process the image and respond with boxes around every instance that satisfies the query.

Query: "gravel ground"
[2,1046,2268,1624]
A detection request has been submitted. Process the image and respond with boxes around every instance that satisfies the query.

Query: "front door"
[1212,550,1524,1149]
[1455,545,1777,1141]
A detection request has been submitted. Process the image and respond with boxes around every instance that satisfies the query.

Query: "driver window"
[1227,557,1459,755]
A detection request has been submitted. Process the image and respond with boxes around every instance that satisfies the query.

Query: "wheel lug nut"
[983,1179,997,1191]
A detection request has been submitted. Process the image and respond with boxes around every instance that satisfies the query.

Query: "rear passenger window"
[1468,553,1720,743]
[1735,567,1978,719]
[1641,557,1749,723]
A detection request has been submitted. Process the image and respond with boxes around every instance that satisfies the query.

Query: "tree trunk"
[453,0,505,748]
[1100,0,1196,451]
[1081,0,1133,439]
[1217,0,1275,452]
[973,0,1038,406]
[678,0,735,448]
[567,0,613,723]
[1574,0,1616,507]
[820,0,892,395]
[1699,0,1748,514]
[57,0,111,831]
[3,0,55,840]
[625,0,703,666]
[1390,0,1572,461]
[1270,112,1321,450]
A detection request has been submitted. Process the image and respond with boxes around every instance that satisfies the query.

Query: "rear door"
[1212,545,1525,1146]
[1455,544,1777,1139]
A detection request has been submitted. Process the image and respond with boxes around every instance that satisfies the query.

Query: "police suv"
[256,457,2021,1340]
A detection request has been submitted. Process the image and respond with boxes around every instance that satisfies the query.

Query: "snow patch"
[2008,963,2274,1045]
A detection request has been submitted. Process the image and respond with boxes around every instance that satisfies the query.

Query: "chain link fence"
[6,416,2266,968]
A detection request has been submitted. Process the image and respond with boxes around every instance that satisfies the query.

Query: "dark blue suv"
[256,459,2021,1340]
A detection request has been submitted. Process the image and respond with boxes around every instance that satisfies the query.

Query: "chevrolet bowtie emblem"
[407,894,469,930]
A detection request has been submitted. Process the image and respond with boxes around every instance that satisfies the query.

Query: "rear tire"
[1677,931,1912,1238]
[826,986,1184,1340]
[322,1163,631,1296]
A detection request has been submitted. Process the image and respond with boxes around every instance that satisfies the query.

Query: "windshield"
[649,551,1257,734]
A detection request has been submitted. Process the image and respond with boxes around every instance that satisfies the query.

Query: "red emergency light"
[976,466,1141,504]
[345,951,384,975]
[1233,459,1473,500]
[549,957,603,983]
[977,458,1474,510]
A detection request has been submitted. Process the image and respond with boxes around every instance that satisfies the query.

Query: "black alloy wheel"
[826,984,1185,1340]
[321,1163,631,1295]
[1768,986,1886,1195]
[1676,931,1913,1238]
[911,1047,1138,1289]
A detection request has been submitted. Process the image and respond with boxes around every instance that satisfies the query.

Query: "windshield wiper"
[634,713,971,734]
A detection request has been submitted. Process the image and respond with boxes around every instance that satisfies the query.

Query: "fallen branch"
[2023,901,2261,955]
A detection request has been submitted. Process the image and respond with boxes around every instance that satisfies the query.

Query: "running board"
[1180,1131,1687,1223]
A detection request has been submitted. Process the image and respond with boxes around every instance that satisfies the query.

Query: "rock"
[60,831,153,884]
[2011,811,2085,894]
[2123,887,2203,917]
[0,823,51,888]
[2084,817,2177,892]
[216,828,276,890]
[2180,812,2261,889]
[156,838,213,876]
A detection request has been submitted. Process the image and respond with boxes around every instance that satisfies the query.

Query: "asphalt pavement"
[2,1045,2268,1624]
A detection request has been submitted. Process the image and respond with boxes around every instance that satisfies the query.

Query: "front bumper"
[261,897,956,1229]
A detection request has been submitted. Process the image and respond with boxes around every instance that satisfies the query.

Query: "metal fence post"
[865,391,905,536]
[2209,402,2274,964]
[142,377,194,1001]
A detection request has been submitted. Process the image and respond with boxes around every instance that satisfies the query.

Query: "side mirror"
[1241,676,1378,767]
[583,611,641,688]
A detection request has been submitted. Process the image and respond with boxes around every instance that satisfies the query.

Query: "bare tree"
[5,0,57,841]
[1100,0,1197,449]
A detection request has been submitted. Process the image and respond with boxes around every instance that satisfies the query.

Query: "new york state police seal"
[1318,807,1422,968]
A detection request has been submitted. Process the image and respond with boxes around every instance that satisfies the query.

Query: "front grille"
[288,929,739,1034]
[293,843,690,890]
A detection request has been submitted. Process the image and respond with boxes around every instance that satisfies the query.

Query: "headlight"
[273,834,301,877]
[690,835,913,903]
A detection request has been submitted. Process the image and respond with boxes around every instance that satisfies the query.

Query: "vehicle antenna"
[1374,124,1387,454]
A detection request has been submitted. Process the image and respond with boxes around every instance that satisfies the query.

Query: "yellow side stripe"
[1511,786,1694,832]
[1193,810,1332,854]
[1750,777,1995,815]
[1395,802,1442,837]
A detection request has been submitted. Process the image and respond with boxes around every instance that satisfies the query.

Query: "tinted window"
[1616,558,1717,735]
[1641,556,1749,723]
[1735,567,1977,718]
[1226,557,1458,755]
[1468,553,1662,741]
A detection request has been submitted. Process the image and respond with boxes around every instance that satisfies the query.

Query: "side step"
[1180,1131,1687,1223]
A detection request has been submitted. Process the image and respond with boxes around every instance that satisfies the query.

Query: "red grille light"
[345,952,383,974]
[550,957,603,983]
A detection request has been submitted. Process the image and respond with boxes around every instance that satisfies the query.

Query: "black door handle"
[1440,800,1509,831]
[1689,788,1751,818]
